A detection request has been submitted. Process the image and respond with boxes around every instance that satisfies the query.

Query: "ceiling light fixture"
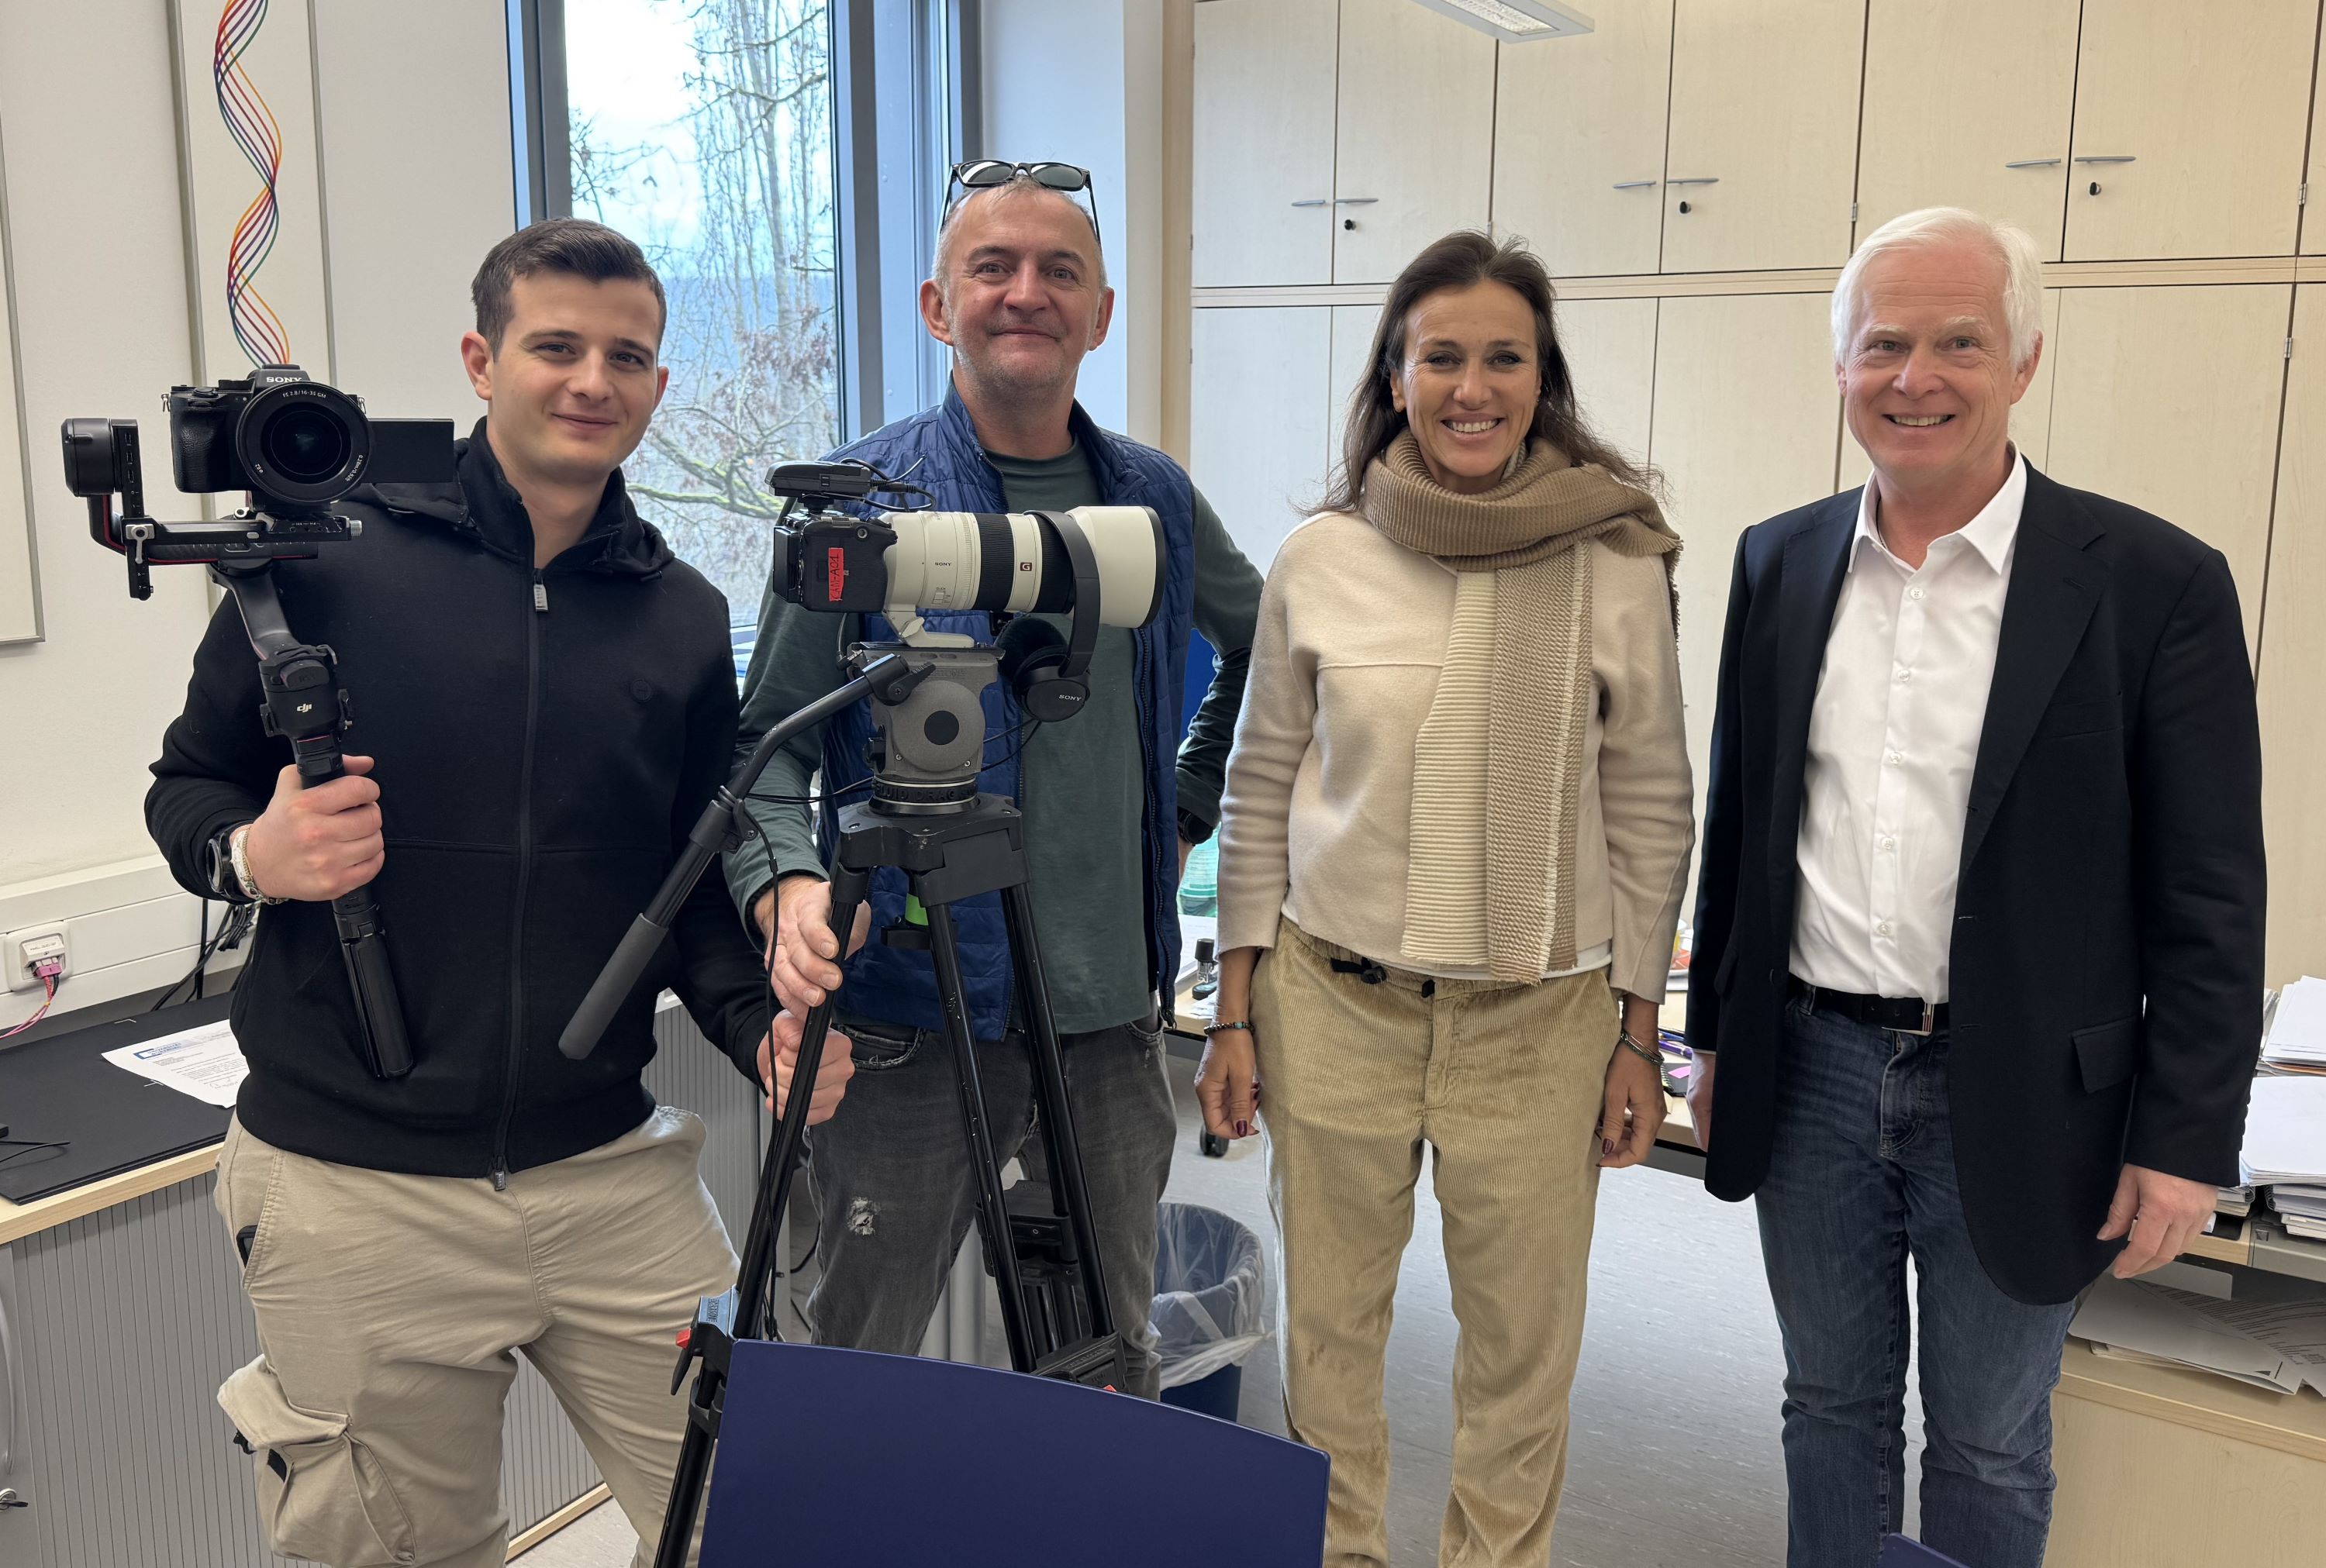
[1410,0,1594,43]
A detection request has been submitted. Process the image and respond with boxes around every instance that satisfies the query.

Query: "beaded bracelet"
[1203,1019,1252,1036]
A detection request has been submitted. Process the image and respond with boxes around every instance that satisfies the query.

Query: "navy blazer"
[1686,463,2266,1304]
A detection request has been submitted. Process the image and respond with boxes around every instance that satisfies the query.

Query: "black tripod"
[557,650,1128,1568]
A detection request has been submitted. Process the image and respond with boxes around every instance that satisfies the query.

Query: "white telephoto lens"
[1063,505,1165,629]
[882,510,987,613]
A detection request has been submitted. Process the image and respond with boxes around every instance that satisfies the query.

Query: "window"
[556,0,840,626]
[511,0,973,651]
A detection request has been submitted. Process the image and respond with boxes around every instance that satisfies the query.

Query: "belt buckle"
[1899,999,1936,1037]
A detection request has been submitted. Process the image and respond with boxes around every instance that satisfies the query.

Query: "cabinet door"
[1491,0,1674,277]
[1648,293,1842,856]
[1192,0,1340,287]
[1333,0,1497,284]
[1328,303,1386,492]
[2259,287,2326,984]
[2307,44,2326,257]
[1557,296,1660,470]
[1192,306,1334,568]
[2063,0,2319,261]
[1841,289,2065,490]
[2043,285,2293,652]
[1660,0,1865,273]
[1855,0,2080,257]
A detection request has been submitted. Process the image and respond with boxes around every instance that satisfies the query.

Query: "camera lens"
[261,405,353,484]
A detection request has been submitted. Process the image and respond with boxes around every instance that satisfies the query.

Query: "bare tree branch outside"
[565,0,840,629]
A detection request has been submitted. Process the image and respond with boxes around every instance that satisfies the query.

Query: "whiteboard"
[0,108,37,646]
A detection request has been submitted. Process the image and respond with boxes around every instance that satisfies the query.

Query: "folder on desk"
[701,1340,1328,1566]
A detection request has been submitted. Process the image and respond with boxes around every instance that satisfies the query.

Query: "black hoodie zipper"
[491,567,549,1188]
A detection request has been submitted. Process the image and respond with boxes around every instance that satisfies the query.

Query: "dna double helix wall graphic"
[212,0,291,367]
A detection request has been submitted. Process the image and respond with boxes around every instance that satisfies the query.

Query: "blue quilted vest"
[817,387,1195,1040]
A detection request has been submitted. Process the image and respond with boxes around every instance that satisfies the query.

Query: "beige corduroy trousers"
[211,1106,736,1568]
[1253,918,1616,1568]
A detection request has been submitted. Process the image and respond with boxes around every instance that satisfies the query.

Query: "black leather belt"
[1789,977,1947,1036]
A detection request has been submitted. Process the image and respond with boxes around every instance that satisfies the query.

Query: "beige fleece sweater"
[1215,510,1696,1001]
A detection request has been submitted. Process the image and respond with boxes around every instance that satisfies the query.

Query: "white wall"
[980,0,1168,446]
[0,0,513,1031]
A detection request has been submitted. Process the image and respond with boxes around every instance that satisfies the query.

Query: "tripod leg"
[999,883,1117,1342]
[648,861,869,1568]
[920,898,1040,1374]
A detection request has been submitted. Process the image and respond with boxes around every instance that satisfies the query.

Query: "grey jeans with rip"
[800,1011,1179,1397]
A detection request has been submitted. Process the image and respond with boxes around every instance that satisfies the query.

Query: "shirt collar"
[1851,450,2027,575]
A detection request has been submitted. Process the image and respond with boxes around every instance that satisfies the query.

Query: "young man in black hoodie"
[147,219,847,1568]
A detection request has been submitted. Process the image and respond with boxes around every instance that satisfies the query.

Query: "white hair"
[1831,207,2044,371]
[929,174,1107,295]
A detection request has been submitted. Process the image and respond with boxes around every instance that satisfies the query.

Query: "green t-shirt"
[985,445,1151,1032]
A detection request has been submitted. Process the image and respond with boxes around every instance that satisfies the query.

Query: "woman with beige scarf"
[1199,231,1696,1567]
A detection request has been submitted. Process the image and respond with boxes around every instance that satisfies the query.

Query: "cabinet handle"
[2003,158,2063,169]
[1666,177,1720,186]
[2072,155,2137,164]
[1333,197,1379,206]
[1612,180,1659,190]
[0,1279,15,1477]
[1289,198,1330,208]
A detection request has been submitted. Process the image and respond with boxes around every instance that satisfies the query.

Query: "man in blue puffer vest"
[724,164,1263,1397]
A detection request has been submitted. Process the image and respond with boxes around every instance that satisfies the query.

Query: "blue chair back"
[702,1339,1330,1566]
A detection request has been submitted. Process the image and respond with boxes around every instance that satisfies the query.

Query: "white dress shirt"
[1791,453,2027,1002]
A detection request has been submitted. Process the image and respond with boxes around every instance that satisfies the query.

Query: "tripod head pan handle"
[560,912,672,1060]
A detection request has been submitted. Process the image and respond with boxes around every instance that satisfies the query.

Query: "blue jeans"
[802,1012,1178,1397]
[1754,993,2079,1568]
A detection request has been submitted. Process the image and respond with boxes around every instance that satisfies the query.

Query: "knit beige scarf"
[1361,432,1679,981]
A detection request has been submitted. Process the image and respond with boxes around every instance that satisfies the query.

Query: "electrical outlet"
[5,927,70,993]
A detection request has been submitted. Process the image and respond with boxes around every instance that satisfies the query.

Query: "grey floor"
[516,1053,1928,1566]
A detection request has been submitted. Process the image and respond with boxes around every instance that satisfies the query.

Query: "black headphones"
[994,510,1105,723]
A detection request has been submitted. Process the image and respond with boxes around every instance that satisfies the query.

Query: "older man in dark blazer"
[1686,206,2264,1568]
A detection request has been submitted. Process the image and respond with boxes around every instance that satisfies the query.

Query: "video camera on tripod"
[560,456,1172,1568]
[60,367,457,1080]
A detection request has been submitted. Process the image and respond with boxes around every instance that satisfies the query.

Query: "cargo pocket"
[218,1356,418,1566]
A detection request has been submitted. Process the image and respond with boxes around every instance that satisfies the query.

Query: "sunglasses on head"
[944,160,1101,249]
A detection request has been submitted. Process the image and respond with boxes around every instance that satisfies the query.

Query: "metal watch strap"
[229,823,286,905]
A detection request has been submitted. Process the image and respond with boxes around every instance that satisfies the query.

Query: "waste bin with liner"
[1151,1202,1270,1422]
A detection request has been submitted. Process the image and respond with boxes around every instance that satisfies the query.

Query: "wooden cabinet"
[1327,304,1382,492]
[1658,0,1865,273]
[1646,292,1841,835]
[2309,40,2326,257]
[1841,289,2065,491]
[1491,0,1674,277]
[1191,305,1334,568]
[1190,0,1339,288]
[2042,284,2293,651]
[2063,0,2321,261]
[2259,286,2326,986]
[1332,0,1497,284]
[1854,0,2080,257]
[1556,296,1660,470]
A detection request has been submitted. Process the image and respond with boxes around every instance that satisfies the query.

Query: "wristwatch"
[208,822,285,905]
[1176,808,1215,846]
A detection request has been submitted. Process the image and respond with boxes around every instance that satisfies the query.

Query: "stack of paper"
[2071,1272,2326,1397]
[2243,1076,2326,1239]
[2263,977,2326,1075]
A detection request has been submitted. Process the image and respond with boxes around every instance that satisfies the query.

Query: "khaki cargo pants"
[212,1107,738,1567]
[1252,920,1616,1568]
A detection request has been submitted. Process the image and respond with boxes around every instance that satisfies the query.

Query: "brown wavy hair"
[1321,229,1658,514]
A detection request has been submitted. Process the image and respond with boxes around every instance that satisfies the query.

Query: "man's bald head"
[930,175,1106,300]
